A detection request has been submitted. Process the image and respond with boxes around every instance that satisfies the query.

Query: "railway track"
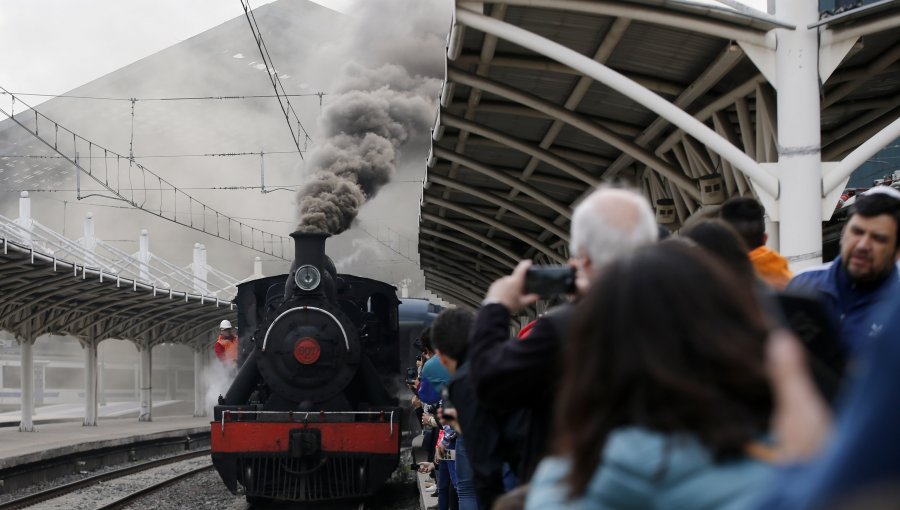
[0,449,212,510]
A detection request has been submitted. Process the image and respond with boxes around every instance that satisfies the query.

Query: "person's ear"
[763,232,769,245]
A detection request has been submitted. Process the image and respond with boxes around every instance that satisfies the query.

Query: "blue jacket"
[525,427,773,510]
[752,294,900,509]
[786,257,899,355]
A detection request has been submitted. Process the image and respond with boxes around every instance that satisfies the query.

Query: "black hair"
[657,224,671,241]
[720,197,766,249]
[555,243,771,497]
[681,219,755,286]
[851,193,900,248]
[430,308,474,363]
[419,326,434,354]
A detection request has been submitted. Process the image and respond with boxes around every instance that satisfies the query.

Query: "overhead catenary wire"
[0,91,326,102]
[0,87,295,259]
[239,0,310,158]
[0,180,423,193]
[2,150,304,159]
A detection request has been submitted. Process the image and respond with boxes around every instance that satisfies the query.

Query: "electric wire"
[2,150,303,159]
[239,0,310,158]
[0,91,325,102]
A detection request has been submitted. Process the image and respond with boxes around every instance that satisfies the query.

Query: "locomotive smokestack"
[290,231,329,272]
[285,231,333,300]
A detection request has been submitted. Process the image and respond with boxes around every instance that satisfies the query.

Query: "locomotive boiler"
[211,231,403,503]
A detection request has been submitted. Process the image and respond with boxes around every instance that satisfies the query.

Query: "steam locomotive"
[211,231,416,503]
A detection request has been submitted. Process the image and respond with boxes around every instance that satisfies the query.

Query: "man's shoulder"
[787,262,834,291]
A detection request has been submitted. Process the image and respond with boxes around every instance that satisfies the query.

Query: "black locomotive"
[211,231,406,503]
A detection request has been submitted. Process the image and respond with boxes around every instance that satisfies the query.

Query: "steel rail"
[95,464,214,510]
[0,449,210,510]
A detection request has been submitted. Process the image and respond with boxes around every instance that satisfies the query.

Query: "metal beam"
[438,132,614,166]
[824,116,900,194]
[426,175,569,241]
[819,11,900,46]
[657,74,766,155]
[421,213,520,265]
[425,282,479,310]
[441,112,600,186]
[424,271,484,306]
[454,51,685,97]
[823,43,900,108]
[823,106,900,161]
[471,0,776,48]
[454,8,777,197]
[421,227,517,270]
[497,17,630,228]
[420,250,496,287]
[423,197,566,263]
[432,146,572,218]
[446,67,703,199]
[604,42,745,179]
[419,239,508,279]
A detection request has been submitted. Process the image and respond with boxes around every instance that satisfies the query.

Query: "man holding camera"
[468,187,658,481]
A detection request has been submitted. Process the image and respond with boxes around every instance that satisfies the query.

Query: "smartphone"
[405,367,416,383]
[524,265,576,296]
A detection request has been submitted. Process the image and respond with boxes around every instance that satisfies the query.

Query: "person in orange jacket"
[720,197,793,289]
[214,319,238,369]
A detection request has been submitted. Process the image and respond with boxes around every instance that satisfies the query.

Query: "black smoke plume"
[295,1,445,235]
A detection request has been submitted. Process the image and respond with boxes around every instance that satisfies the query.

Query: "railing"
[0,88,292,260]
[0,211,236,299]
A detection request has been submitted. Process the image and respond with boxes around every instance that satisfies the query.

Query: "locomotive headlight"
[294,265,321,291]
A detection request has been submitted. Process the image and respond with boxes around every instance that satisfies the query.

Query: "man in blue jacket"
[787,188,900,355]
[753,293,900,509]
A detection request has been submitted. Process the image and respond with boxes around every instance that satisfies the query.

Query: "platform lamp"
[698,174,726,205]
[655,198,677,225]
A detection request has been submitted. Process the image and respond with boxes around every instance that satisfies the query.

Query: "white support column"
[192,243,203,293]
[15,191,33,246]
[81,213,97,268]
[139,343,152,422]
[766,218,780,251]
[98,342,107,406]
[165,346,175,401]
[83,336,98,426]
[193,347,206,417]
[773,0,823,270]
[18,330,34,432]
[138,229,150,282]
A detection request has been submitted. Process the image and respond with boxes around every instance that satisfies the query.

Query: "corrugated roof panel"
[606,21,723,85]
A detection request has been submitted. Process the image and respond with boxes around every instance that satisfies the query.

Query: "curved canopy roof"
[421,0,900,307]
[0,237,233,348]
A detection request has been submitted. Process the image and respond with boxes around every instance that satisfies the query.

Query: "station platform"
[0,404,209,471]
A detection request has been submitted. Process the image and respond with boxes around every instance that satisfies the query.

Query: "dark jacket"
[468,302,574,480]
[449,362,527,508]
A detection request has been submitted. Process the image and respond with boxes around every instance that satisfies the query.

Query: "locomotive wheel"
[257,303,361,405]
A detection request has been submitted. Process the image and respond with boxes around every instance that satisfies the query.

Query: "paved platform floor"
[0,403,209,470]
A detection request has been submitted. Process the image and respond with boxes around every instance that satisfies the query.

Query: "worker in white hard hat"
[214,319,238,369]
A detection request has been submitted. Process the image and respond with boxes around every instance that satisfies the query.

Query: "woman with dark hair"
[681,219,756,287]
[526,243,774,510]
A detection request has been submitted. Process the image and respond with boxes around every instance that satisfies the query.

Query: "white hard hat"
[219,320,233,329]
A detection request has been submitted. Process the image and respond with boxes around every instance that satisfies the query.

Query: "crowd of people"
[408,185,900,510]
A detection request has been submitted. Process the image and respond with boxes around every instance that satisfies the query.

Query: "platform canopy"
[0,236,232,348]
[422,0,900,308]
